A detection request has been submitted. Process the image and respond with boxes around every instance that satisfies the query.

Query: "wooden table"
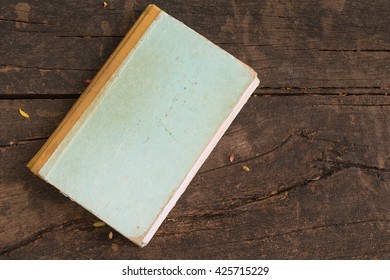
[1,0,389,259]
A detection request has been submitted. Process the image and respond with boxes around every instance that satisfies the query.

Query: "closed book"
[27,4,259,247]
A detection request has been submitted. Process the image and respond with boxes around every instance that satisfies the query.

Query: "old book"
[27,4,259,247]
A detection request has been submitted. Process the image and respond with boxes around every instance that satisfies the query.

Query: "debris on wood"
[108,231,113,239]
[103,1,108,8]
[270,190,278,195]
[229,154,235,163]
[310,175,321,181]
[19,108,29,118]
[93,221,105,227]
[242,165,250,172]
[167,218,176,222]
[84,79,92,84]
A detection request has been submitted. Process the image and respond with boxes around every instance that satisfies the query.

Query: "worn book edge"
[139,77,259,247]
[26,4,161,174]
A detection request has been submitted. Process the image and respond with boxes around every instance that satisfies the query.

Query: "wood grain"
[1,96,389,259]
[1,0,389,259]
[0,99,75,146]
[0,0,389,96]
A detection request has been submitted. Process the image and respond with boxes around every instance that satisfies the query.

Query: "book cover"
[27,4,259,247]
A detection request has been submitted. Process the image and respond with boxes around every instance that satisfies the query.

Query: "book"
[27,4,259,247]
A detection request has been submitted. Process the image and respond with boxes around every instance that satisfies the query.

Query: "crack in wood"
[319,49,390,53]
[55,35,124,39]
[0,18,53,26]
[255,86,388,96]
[199,134,294,176]
[312,103,390,107]
[319,160,390,180]
[225,116,272,136]
[174,165,343,222]
[176,210,226,220]
[250,219,390,242]
[258,86,383,90]
[233,163,342,207]
[0,95,80,100]
[265,160,390,200]
[0,137,48,151]
[197,158,390,216]
[0,218,88,257]
[0,64,98,72]
[190,219,390,252]
[329,249,390,259]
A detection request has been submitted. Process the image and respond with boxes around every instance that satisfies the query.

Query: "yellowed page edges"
[27,4,161,174]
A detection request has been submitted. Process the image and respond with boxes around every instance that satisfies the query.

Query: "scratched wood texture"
[0,0,389,259]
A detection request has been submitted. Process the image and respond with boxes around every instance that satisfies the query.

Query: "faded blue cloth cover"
[37,9,258,247]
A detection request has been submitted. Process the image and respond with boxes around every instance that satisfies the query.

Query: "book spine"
[27,4,161,175]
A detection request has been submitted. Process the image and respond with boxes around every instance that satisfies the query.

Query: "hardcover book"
[27,4,259,247]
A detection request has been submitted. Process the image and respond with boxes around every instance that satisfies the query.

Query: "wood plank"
[0,140,94,254]
[1,0,389,47]
[1,95,389,258]
[1,0,389,96]
[0,99,75,146]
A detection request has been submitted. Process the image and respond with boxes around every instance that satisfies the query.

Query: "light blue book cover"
[28,5,259,247]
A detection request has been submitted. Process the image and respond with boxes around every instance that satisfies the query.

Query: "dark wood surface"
[0,0,389,259]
